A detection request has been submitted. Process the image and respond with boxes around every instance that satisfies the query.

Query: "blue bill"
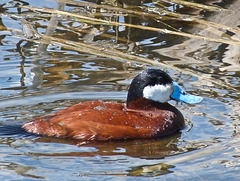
[171,82,203,104]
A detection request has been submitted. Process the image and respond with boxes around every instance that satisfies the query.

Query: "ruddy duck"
[22,69,203,140]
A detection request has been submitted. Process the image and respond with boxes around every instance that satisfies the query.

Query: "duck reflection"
[35,132,182,158]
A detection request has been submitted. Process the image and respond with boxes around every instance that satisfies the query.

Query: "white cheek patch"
[143,84,173,103]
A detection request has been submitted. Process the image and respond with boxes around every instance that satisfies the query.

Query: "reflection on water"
[0,0,240,180]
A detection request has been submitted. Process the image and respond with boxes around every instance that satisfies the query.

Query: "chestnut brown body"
[22,98,184,140]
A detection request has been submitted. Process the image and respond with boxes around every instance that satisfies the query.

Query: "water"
[0,0,240,180]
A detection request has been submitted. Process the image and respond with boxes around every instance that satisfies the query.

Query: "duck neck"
[126,97,169,110]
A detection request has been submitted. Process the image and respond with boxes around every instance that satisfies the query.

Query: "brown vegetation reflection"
[14,0,239,94]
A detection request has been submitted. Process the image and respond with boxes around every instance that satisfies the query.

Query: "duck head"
[126,69,203,107]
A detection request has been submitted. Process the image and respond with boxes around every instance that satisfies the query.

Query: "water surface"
[0,0,240,180]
